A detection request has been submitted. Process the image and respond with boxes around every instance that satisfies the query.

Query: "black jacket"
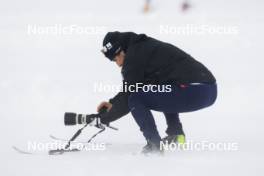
[100,32,216,124]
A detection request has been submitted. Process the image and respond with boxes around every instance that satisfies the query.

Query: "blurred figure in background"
[181,0,191,12]
[143,0,191,13]
[143,0,151,13]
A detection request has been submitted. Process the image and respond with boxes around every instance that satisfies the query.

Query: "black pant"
[128,83,217,144]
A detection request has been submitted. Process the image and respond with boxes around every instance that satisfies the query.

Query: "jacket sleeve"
[100,91,130,125]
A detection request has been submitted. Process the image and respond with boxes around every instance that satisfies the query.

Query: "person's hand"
[97,101,112,112]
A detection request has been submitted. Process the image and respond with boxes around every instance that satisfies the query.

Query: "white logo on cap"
[106,42,112,50]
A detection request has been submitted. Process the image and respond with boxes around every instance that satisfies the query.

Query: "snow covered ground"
[1,0,264,175]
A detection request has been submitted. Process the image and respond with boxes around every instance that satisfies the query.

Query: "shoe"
[162,134,186,145]
[141,140,163,155]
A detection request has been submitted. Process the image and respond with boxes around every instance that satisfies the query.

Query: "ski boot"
[141,140,164,155]
[162,134,186,145]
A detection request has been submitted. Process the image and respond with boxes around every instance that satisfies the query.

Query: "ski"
[12,145,83,155]
[49,134,89,143]
[49,134,73,142]
[12,146,35,155]
[48,148,80,155]
[49,134,112,146]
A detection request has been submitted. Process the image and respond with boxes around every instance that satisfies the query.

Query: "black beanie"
[102,32,122,61]
[101,31,147,61]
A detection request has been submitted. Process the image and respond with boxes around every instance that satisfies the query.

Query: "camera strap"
[65,117,116,150]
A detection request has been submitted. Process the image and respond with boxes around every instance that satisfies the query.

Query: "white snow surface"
[1,0,264,175]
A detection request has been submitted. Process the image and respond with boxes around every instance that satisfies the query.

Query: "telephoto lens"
[64,107,108,126]
[64,112,96,126]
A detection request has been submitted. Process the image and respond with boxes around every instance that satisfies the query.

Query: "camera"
[64,107,108,126]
